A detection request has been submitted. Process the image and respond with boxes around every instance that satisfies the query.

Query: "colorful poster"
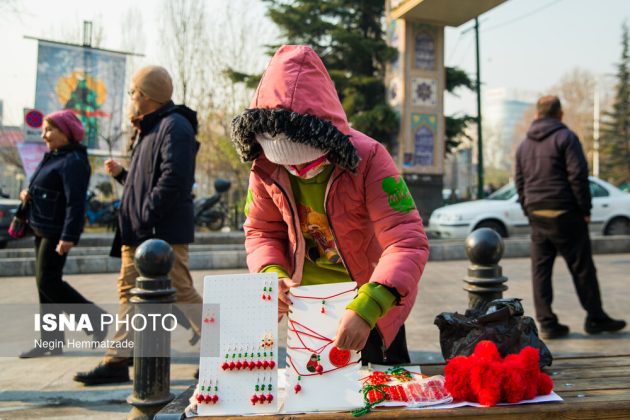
[35,41,127,151]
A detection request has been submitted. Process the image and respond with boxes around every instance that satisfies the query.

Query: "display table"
[155,353,630,419]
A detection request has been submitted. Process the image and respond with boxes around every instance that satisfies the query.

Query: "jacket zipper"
[273,180,300,280]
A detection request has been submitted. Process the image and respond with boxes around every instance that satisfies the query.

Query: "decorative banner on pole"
[34,40,127,151]
[22,108,44,142]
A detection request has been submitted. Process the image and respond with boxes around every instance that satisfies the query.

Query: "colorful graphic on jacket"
[297,204,340,264]
[382,176,416,213]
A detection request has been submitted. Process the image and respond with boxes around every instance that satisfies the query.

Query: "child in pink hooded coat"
[231,45,429,364]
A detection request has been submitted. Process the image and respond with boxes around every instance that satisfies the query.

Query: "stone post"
[462,228,508,312]
[127,239,176,420]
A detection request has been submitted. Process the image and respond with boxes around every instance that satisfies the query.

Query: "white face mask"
[284,155,330,179]
[256,132,327,166]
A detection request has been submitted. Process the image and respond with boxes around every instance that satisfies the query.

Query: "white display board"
[283,282,363,413]
[197,273,278,416]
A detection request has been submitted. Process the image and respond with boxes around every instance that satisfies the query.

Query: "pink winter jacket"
[239,45,429,348]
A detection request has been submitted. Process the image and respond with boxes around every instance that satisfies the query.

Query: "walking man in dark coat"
[515,95,625,339]
[74,65,203,384]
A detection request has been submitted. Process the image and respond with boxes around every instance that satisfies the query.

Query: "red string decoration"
[286,319,359,379]
[291,287,357,315]
[287,285,359,394]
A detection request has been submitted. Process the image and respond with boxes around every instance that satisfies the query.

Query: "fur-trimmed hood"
[231,45,359,172]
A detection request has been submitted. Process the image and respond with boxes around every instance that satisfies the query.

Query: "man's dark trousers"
[530,211,606,327]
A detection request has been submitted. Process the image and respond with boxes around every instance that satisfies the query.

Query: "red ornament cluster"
[221,359,276,371]
[251,382,274,405]
[196,393,220,405]
[221,342,275,372]
[250,393,274,405]
[195,381,220,405]
[444,340,553,406]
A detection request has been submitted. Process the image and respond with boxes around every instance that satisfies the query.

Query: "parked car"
[0,198,21,249]
[428,177,630,239]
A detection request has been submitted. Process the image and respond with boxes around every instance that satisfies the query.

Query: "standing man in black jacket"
[515,95,625,339]
[74,65,203,385]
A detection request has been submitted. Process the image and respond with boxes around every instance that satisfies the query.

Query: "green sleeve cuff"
[346,283,397,329]
[261,265,290,278]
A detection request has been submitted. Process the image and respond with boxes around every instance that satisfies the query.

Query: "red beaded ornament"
[329,346,351,367]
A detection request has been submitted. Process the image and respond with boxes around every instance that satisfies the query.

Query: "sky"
[0,0,629,126]
[444,0,630,115]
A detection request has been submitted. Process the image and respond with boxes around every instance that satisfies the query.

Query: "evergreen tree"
[444,66,476,155]
[601,22,630,184]
[228,1,475,153]
[245,0,399,147]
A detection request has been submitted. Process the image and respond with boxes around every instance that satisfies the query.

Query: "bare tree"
[48,16,106,48]
[511,68,615,175]
[550,69,597,153]
[0,0,22,23]
[158,0,274,206]
[193,0,275,210]
[120,7,146,55]
[511,104,536,171]
[160,0,208,107]
[90,15,106,48]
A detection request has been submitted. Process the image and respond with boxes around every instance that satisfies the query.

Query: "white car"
[428,177,630,239]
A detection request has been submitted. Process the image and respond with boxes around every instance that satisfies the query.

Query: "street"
[0,254,628,418]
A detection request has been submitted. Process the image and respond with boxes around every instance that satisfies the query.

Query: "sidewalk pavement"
[0,254,628,419]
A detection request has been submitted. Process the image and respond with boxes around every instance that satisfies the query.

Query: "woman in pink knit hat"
[18,109,108,358]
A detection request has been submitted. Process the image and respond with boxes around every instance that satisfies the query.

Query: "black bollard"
[127,239,177,420]
[462,228,508,312]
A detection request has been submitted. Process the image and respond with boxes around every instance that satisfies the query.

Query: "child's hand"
[332,310,371,351]
[278,277,298,321]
